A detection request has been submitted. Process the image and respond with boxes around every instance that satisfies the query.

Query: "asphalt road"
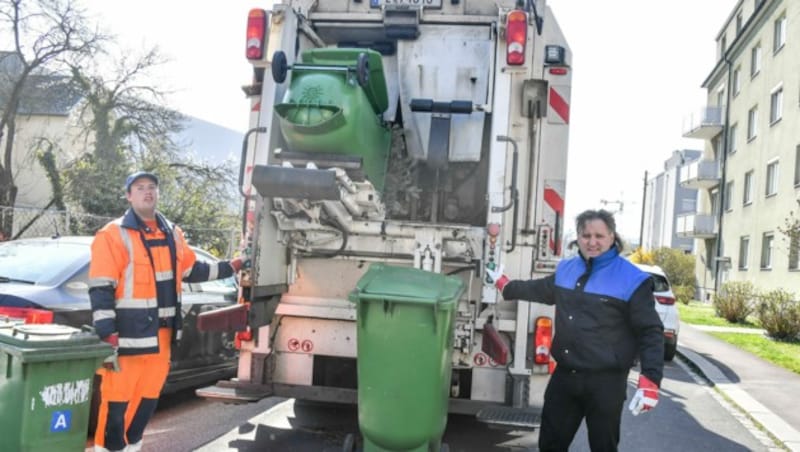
[138,357,773,451]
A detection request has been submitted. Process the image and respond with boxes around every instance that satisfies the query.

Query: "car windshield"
[649,273,671,292]
[0,240,89,286]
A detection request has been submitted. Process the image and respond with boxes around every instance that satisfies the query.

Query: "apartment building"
[681,0,800,301]
[642,150,701,253]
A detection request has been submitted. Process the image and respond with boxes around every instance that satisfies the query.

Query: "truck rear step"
[476,406,540,431]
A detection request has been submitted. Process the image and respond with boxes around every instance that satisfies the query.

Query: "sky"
[83,0,738,241]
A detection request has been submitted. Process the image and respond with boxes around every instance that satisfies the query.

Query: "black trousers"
[538,367,629,452]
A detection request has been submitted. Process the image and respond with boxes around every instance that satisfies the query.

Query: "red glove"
[485,263,510,292]
[628,374,659,415]
[102,333,119,348]
[230,257,244,272]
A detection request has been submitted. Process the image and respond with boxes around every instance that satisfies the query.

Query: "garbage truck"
[198,0,572,431]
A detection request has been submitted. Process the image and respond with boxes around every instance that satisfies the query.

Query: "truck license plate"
[381,0,443,8]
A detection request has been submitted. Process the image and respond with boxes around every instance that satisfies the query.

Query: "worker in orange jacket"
[89,171,247,452]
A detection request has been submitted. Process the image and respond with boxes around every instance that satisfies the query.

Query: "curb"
[677,345,800,452]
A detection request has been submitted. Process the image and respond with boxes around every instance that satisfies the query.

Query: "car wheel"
[664,341,677,362]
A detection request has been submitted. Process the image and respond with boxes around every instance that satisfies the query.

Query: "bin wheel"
[343,433,356,452]
[356,52,370,88]
[272,50,288,83]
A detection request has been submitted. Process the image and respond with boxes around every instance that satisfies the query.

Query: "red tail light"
[506,10,527,66]
[235,328,253,349]
[0,306,54,324]
[655,295,675,305]
[533,316,552,364]
[245,9,268,60]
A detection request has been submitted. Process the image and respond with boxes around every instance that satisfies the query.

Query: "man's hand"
[485,263,510,292]
[101,333,120,371]
[628,374,659,416]
[230,237,253,272]
[102,333,119,348]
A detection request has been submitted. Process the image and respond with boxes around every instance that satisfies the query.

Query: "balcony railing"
[680,159,721,189]
[682,106,724,140]
[675,213,717,239]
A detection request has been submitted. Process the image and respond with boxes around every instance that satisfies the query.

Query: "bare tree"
[0,0,104,235]
[65,44,189,218]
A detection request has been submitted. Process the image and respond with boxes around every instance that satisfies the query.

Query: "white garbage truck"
[198,0,572,430]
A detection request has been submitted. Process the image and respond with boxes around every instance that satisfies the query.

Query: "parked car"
[635,263,680,361]
[0,235,238,391]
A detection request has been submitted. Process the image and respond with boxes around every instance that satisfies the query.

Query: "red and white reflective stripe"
[544,185,565,255]
[548,86,570,124]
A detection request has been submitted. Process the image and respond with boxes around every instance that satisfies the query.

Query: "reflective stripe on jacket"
[89,209,196,355]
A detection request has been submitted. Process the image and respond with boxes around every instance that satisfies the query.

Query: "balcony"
[683,106,724,140]
[676,213,717,239]
[680,159,720,189]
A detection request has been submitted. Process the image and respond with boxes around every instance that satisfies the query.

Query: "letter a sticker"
[50,410,71,432]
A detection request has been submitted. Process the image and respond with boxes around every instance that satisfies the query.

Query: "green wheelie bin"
[348,263,465,452]
[0,323,113,452]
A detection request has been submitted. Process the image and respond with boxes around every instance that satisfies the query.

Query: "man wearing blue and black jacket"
[486,209,664,452]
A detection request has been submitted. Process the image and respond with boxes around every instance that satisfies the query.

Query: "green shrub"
[651,247,697,289]
[714,281,757,323]
[672,284,695,305]
[755,289,800,341]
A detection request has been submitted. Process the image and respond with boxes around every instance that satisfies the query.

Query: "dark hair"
[574,209,624,252]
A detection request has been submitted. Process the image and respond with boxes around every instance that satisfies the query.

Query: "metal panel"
[397,24,492,162]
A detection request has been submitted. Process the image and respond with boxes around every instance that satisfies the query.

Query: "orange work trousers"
[94,328,172,449]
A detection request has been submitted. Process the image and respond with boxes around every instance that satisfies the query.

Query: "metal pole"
[639,171,647,249]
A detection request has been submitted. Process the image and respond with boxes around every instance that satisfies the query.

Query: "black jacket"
[502,248,664,385]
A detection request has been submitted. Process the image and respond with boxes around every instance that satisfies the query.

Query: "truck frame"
[199,0,572,430]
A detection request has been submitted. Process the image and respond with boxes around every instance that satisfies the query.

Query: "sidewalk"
[677,323,800,452]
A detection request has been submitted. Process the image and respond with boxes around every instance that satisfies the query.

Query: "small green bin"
[349,263,464,452]
[0,324,113,452]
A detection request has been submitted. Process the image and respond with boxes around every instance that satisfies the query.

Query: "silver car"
[635,263,680,361]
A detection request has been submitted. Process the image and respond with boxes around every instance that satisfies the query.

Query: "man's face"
[577,218,614,259]
[126,178,159,216]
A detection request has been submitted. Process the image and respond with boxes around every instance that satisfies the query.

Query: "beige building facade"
[681,0,800,300]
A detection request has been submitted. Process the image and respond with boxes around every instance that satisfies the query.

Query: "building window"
[739,236,749,270]
[790,235,800,270]
[750,44,761,78]
[770,85,783,124]
[794,145,800,187]
[736,11,743,35]
[724,181,734,211]
[729,124,737,154]
[760,232,774,269]
[747,106,758,140]
[743,170,754,205]
[732,67,741,96]
[765,160,779,196]
[774,14,786,53]
[710,187,720,215]
[720,36,727,56]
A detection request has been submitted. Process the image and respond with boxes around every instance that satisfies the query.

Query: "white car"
[635,263,680,361]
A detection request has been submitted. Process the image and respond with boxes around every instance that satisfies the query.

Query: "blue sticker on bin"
[50,410,72,432]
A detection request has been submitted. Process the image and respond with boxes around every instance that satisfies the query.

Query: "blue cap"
[125,171,159,192]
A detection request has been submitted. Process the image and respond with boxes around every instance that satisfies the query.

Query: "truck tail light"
[655,295,675,305]
[506,10,527,66]
[533,316,552,365]
[235,328,253,349]
[245,9,268,60]
[0,306,54,324]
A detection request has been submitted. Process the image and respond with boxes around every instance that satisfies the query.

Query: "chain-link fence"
[0,205,241,258]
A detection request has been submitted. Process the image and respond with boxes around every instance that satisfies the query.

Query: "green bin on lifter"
[349,263,464,452]
[0,324,113,452]
[274,48,391,191]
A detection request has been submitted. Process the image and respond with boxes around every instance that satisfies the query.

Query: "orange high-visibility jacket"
[88,209,235,355]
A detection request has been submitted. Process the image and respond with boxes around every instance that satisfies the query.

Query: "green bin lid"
[349,263,464,307]
[300,48,389,114]
[0,324,113,363]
